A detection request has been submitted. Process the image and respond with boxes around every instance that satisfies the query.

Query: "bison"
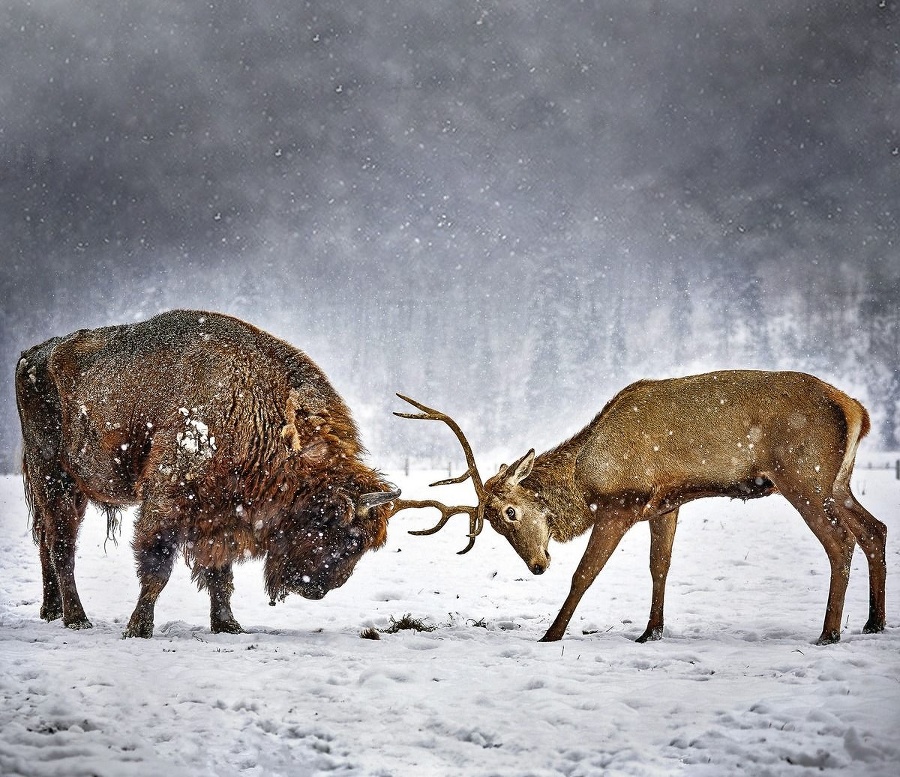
[15,310,398,638]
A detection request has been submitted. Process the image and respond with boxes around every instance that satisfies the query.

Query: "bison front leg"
[196,563,243,634]
[637,509,678,643]
[540,513,635,642]
[124,525,179,638]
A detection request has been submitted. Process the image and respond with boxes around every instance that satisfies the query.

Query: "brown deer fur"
[397,371,886,645]
[16,310,395,638]
[483,371,886,644]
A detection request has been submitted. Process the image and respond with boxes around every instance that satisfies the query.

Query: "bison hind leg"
[23,465,91,629]
[194,563,243,634]
[37,534,63,622]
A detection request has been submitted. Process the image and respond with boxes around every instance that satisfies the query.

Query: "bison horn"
[356,488,401,516]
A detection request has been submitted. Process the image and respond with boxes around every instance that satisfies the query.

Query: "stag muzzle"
[356,488,401,517]
[528,549,550,575]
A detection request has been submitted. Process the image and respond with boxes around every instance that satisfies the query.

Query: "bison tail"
[21,454,39,545]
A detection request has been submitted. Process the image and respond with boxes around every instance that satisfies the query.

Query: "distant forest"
[2,1,897,471]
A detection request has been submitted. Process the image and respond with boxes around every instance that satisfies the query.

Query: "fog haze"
[2,1,898,470]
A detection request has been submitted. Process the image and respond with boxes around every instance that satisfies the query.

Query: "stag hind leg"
[194,562,243,634]
[637,509,678,643]
[828,483,886,635]
[769,471,857,645]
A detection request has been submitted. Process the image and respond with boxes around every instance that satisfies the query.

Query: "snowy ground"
[1,465,899,776]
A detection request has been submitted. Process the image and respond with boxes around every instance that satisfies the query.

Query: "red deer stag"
[390,371,886,645]
[16,310,398,638]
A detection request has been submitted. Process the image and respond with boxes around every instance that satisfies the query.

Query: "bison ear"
[287,385,327,418]
[505,449,535,485]
[298,439,330,462]
[281,420,330,461]
[285,388,302,425]
[280,423,302,452]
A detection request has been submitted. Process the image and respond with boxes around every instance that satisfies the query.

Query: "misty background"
[1,1,898,475]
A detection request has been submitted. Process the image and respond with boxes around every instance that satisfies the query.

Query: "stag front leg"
[637,510,678,643]
[195,563,243,634]
[540,513,635,642]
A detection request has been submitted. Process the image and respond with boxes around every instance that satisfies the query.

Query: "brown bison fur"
[15,310,397,638]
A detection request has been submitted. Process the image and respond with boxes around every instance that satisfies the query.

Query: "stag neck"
[526,447,595,543]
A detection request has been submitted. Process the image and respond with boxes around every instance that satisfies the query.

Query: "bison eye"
[505,506,517,521]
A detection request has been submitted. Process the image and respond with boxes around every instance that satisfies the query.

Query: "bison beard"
[263,481,390,604]
[15,310,397,638]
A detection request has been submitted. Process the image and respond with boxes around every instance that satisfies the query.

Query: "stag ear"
[505,449,535,485]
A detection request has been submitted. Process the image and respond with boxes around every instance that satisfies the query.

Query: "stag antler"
[390,394,487,554]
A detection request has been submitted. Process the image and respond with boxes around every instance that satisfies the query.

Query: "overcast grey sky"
[2,1,898,468]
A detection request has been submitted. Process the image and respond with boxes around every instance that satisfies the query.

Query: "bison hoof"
[815,630,841,646]
[862,619,885,635]
[636,626,663,643]
[211,619,244,634]
[538,632,562,643]
[122,621,153,639]
[40,606,62,622]
[64,617,93,630]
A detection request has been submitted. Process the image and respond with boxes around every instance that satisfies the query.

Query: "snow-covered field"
[1,465,899,776]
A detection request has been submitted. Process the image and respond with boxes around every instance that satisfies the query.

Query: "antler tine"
[390,498,483,555]
[459,508,485,555]
[394,394,486,498]
[391,393,489,554]
[398,500,474,534]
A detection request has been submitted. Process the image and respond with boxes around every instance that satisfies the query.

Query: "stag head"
[389,395,551,572]
[481,450,552,575]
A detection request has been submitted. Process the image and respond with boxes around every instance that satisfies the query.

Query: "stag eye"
[505,506,517,521]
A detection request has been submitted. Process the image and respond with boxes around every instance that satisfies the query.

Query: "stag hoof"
[636,626,663,643]
[211,618,244,635]
[815,630,841,646]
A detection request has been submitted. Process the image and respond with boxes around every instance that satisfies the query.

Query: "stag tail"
[828,386,870,489]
